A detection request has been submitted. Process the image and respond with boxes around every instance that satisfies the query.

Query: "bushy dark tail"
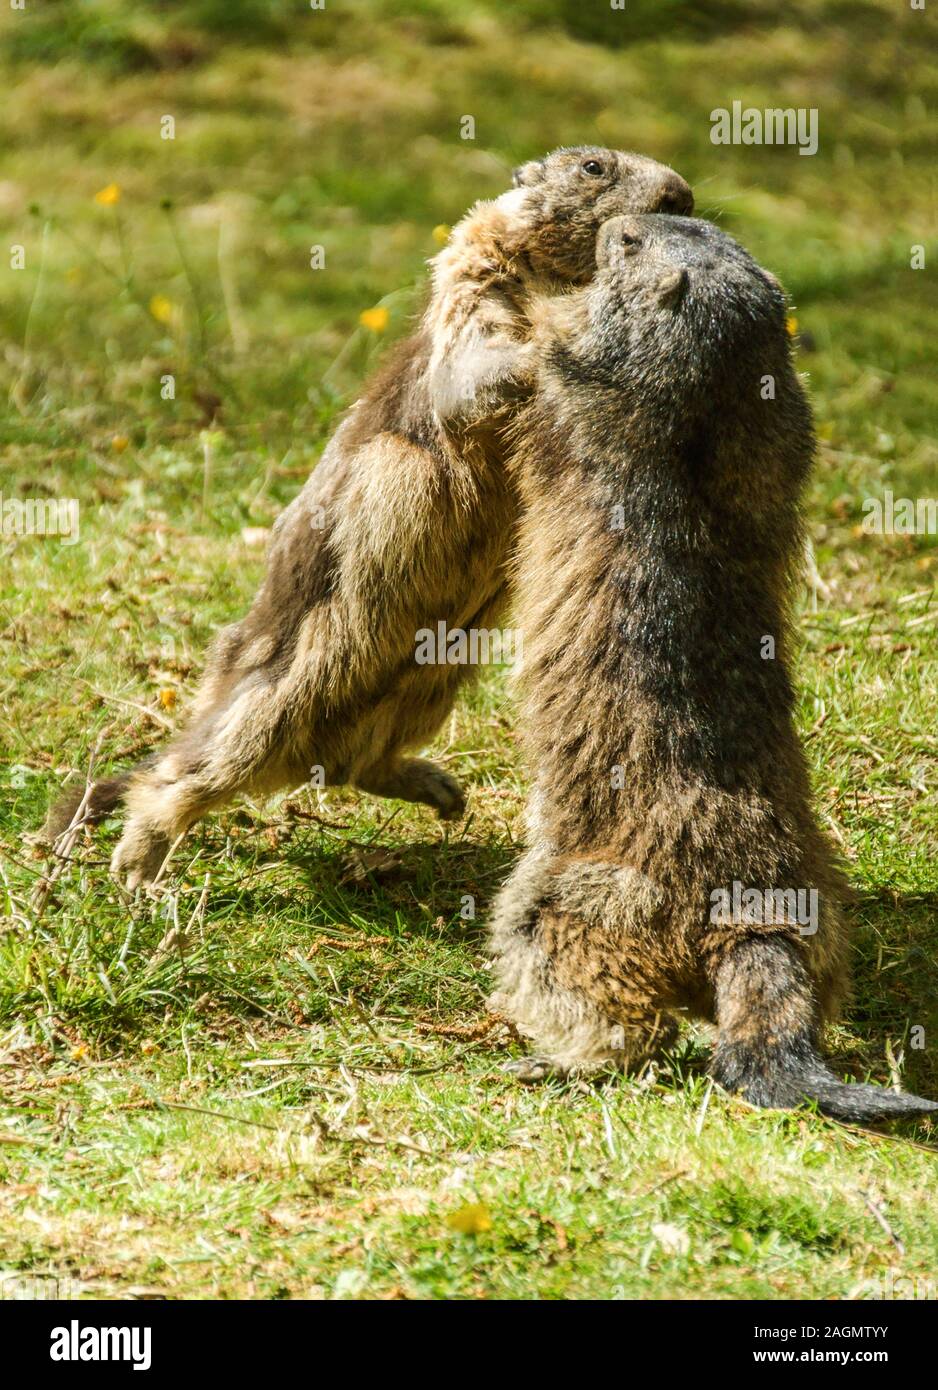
[711,935,937,1125]
[43,768,141,841]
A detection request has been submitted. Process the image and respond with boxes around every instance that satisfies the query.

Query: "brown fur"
[45,148,693,886]
[489,214,936,1122]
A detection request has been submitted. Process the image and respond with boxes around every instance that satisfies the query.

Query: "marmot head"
[589,214,788,372]
[528,214,806,488]
[503,146,693,282]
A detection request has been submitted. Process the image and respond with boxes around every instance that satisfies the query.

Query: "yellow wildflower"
[111,435,130,453]
[94,183,121,206]
[149,294,176,325]
[359,306,389,333]
[159,688,177,710]
[70,1043,88,1061]
[446,1203,493,1235]
[785,314,798,337]
[432,223,451,246]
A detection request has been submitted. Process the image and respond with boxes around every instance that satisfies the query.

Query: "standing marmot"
[489,213,936,1123]
[48,149,693,887]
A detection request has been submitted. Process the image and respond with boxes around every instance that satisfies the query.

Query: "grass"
[1,0,937,1300]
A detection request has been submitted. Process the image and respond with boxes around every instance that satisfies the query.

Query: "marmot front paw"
[502,1054,558,1082]
[416,762,466,820]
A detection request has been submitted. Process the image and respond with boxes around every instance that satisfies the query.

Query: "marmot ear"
[656,269,688,308]
[512,160,546,189]
[595,216,624,263]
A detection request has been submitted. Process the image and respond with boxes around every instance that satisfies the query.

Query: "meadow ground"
[0,1,936,1299]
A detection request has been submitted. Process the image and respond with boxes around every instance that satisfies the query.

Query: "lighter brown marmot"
[47,148,693,887]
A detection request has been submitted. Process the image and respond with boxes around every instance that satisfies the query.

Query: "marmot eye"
[620,233,642,252]
[581,159,604,176]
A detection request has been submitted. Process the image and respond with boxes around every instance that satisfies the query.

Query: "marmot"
[489,213,936,1123]
[47,148,694,887]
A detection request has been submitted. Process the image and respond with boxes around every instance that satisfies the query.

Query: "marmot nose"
[612,215,644,251]
[652,174,694,216]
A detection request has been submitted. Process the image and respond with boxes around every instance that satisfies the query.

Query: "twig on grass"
[239,1043,483,1077]
[694,1078,714,1138]
[860,1190,905,1256]
[147,831,188,892]
[637,1168,688,1199]
[76,681,175,731]
[144,874,209,974]
[30,729,110,922]
[158,1100,282,1131]
[156,1098,435,1155]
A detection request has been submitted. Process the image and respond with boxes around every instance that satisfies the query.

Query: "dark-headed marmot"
[489,213,936,1123]
[47,149,693,887]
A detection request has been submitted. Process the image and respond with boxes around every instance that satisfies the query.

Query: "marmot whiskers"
[489,214,936,1124]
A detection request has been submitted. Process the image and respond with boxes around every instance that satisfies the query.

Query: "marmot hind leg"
[111,675,302,888]
[489,851,677,1078]
[493,924,677,1079]
[111,707,469,889]
[354,755,465,820]
[110,674,469,886]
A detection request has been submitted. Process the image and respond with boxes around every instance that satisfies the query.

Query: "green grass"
[1,0,937,1300]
